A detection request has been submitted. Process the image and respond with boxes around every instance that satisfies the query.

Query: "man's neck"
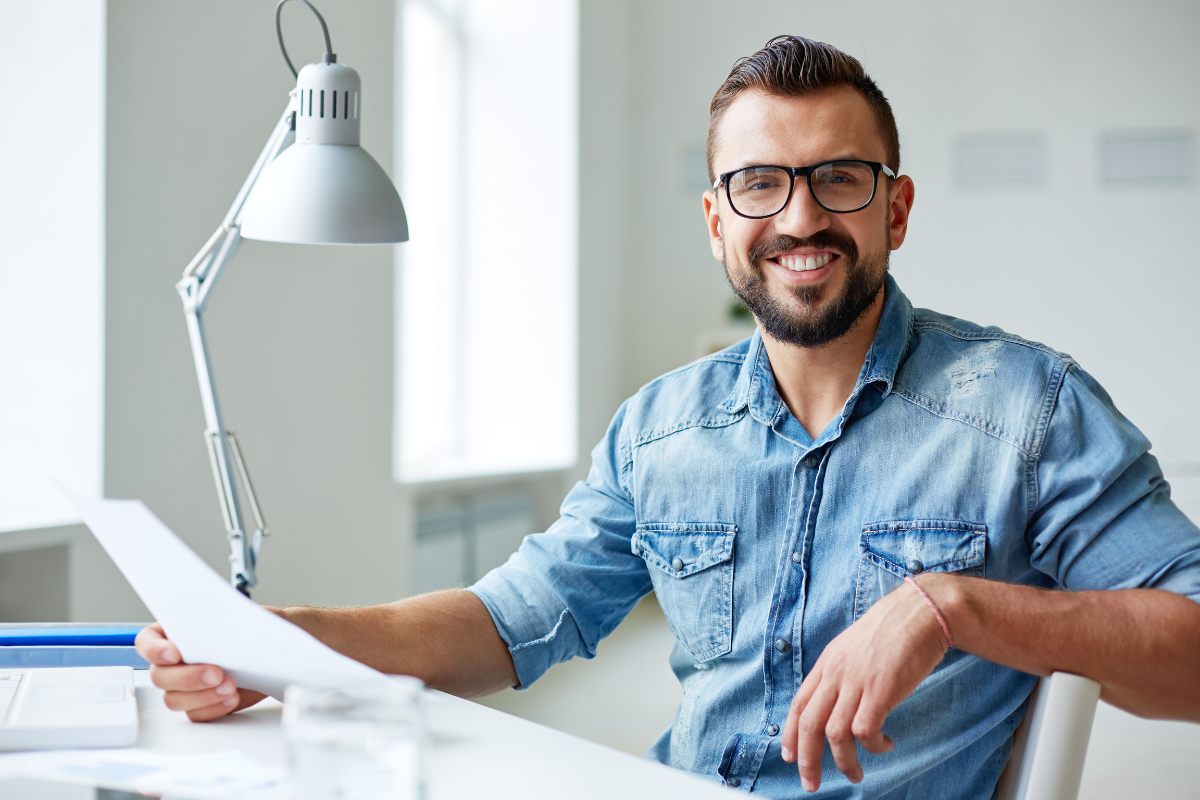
[758,292,885,441]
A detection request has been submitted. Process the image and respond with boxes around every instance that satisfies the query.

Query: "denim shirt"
[470,275,1200,799]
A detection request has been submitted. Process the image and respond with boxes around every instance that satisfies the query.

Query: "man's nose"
[774,179,832,239]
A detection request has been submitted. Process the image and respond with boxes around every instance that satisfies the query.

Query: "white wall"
[0,1,105,533]
[574,0,634,481]
[71,0,410,620]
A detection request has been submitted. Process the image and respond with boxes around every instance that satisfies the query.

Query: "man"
[139,36,1200,798]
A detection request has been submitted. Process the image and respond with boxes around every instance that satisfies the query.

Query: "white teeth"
[779,254,833,271]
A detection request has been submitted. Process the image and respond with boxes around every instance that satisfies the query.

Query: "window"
[0,2,105,531]
[395,0,578,482]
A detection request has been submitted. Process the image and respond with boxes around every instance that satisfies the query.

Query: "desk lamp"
[176,0,408,596]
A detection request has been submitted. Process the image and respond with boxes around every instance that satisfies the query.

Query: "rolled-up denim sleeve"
[468,400,652,688]
[1027,364,1200,601]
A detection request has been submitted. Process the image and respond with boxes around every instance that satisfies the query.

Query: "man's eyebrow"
[721,155,872,172]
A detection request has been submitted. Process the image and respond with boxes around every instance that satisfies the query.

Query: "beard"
[723,225,889,348]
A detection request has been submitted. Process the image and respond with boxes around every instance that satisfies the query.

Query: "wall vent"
[954,132,1046,190]
[1100,129,1192,186]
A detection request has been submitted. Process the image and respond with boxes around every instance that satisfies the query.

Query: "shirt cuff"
[468,555,587,690]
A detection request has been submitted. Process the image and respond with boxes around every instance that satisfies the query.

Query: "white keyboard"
[0,667,137,750]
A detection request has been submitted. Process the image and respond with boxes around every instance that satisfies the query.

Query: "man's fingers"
[134,624,181,666]
[781,665,824,761]
[233,688,269,712]
[135,624,262,724]
[851,695,895,754]
[149,662,226,693]
[184,696,242,723]
[793,685,837,793]
[162,678,239,714]
[825,687,864,783]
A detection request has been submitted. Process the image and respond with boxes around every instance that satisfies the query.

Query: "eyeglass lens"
[726,162,878,216]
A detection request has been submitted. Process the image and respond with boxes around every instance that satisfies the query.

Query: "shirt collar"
[718,274,913,424]
[858,273,913,398]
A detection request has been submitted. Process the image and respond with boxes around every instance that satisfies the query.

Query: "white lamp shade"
[240,143,409,244]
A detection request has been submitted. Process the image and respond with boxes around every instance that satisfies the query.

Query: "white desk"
[115,672,732,799]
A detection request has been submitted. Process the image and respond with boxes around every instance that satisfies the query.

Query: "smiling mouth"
[774,253,837,272]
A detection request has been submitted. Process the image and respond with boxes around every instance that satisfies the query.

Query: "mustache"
[748,230,859,266]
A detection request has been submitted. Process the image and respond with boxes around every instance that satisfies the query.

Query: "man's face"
[703,86,914,348]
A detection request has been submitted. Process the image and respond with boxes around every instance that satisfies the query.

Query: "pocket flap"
[632,523,736,577]
[860,519,986,576]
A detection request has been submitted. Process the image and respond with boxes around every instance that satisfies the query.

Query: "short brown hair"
[706,35,900,183]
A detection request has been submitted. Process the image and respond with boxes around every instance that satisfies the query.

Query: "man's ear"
[703,190,724,262]
[888,175,915,250]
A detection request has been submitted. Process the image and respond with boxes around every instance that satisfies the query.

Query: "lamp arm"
[175,95,298,594]
[190,97,299,309]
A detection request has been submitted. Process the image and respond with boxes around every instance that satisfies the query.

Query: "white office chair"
[995,672,1102,800]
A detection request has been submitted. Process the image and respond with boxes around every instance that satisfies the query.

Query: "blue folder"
[0,624,150,668]
[0,627,142,647]
[0,646,149,668]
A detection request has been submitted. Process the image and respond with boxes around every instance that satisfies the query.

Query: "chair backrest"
[995,671,1101,800]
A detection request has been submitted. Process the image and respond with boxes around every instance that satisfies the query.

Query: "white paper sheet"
[0,748,283,799]
[63,490,391,698]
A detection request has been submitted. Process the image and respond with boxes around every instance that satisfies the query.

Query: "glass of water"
[282,677,425,800]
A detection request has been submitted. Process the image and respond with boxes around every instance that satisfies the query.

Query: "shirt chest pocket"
[632,523,736,663]
[853,519,986,621]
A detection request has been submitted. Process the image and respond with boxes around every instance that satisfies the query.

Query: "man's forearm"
[922,574,1200,721]
[277,589,518,698]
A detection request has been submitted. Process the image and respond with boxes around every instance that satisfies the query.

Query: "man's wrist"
[912,573,969,649]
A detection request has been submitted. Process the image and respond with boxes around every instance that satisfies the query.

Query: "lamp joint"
[176,276,200,312]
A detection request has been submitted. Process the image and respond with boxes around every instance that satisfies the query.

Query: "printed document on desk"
[62,490,390,699]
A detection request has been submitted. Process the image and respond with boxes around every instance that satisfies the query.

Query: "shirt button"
[791,551,801,564]
[671,557,685,571]
[726,777,741,788]
[766,723,780,736]
[775,638,790,653]
[907,559,924,574]
[803,454,820,468]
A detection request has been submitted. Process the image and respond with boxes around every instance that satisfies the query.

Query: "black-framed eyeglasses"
[714,160,897,218]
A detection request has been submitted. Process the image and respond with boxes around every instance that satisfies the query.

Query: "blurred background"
[1,1,1197,797]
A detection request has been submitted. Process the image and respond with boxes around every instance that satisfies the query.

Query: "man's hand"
[780,578,950,792]
[135,623,266,722]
